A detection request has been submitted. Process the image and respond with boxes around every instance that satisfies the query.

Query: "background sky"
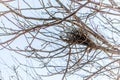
[0,0,120,80]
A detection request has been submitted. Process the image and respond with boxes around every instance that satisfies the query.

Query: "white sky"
[0,0,120,80]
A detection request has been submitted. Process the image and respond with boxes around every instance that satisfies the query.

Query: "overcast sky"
[0,0,120,80]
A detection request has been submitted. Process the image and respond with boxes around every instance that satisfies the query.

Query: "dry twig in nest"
[60,28,97,51]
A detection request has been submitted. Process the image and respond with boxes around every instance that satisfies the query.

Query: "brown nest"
[60,28,97,49]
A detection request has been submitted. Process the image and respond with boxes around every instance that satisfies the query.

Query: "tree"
[0,0,120,80]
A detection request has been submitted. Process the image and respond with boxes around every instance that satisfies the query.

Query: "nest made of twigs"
[60,28,97,49]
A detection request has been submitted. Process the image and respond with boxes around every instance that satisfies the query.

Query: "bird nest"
[60,28,97,49]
